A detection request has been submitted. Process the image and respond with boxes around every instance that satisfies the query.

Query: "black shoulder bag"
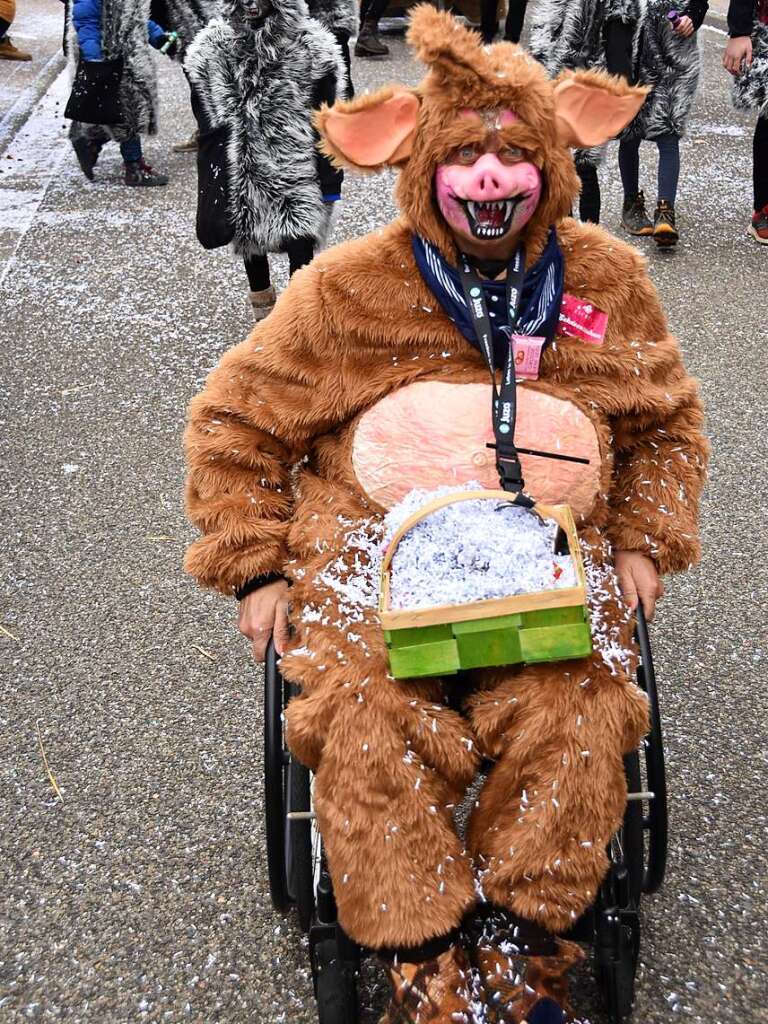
[65,57,125,126]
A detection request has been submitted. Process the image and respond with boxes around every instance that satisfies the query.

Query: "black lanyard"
[458,248,532,503]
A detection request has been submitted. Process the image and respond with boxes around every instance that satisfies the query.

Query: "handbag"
[64,57,124,126]
[195,123,235,250]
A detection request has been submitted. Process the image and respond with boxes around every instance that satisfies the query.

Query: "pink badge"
[511,334,545,379]
[558,293,608,346]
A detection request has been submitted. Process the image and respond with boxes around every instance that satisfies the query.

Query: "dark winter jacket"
[185,0,346,255]
[67,0,163,135]
[728,0,758,35]
[72,0,166,59]
[627,0,707,138]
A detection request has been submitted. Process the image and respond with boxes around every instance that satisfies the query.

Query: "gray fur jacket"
[732,15,768,119]
[627,0,704,139]
[150,0,220,58]
[307,0,356,36]
[184,0,346,256]
[67,0,159,137]
[529,0,646,165]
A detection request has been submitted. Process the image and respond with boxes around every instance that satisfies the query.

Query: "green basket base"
[385,605,592,679]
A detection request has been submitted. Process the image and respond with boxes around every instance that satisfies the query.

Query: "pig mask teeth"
[459,197,523,239]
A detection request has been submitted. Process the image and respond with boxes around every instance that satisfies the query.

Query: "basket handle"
[380,489,571,575]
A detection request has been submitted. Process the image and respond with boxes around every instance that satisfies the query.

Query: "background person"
[355,0,389,58]
[724,0,768,243]
[0,0,31,60]
[184,0,346,320]
[67,0,175,186]
[619,0,709,248]
[530,0,645,224]
[479,0,528,45]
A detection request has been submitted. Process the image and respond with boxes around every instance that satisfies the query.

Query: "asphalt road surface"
[0,6,766,1023]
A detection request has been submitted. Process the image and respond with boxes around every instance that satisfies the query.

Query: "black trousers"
[0,16,11,39]
[480,0,528,44]
[244,237,315,292]
[577,163,601,224]
[359,0,389,25]
[755,116,768,211]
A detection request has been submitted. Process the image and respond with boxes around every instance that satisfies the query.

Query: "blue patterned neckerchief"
[412,227,565,368]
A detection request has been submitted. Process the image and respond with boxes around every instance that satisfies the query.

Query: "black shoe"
[652,199,678,248]
[354,18,389,57]
[124,160,169,187]
[621,190,653,236]
[71,136,101,181]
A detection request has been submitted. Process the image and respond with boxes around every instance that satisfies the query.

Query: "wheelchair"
[263,605,668,1024]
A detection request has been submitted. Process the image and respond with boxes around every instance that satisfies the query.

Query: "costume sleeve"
[684,0,709,30]
[727,0,755,36]
[184,265,356,595]
[71,0,103,60]
[604,276,709,575]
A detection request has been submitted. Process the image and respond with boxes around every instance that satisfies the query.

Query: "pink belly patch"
[351,381,602,516]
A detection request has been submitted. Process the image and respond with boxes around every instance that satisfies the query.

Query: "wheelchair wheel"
[313,937,360,1024]
[634,605,668,894]
[265,641,291,912]
[286,752,316,933]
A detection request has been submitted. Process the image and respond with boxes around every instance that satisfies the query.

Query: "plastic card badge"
[559,294,608,346]
[511,335,545,379]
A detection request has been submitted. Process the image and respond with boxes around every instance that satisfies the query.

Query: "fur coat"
[184,1,346,256]
[529,0,646,165]
[67,0,159,137]
[732,15,768,118]
[150,0,220,57]
[626,0,703,139]
[306,0,356,36]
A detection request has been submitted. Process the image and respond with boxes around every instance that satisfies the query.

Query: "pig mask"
[435,109,543,246]
[316,5,647,260]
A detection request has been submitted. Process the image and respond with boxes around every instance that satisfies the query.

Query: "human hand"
[673,15,694,38]
[614,550,665,621]
[723,36,753,75]
[237,579,291,661]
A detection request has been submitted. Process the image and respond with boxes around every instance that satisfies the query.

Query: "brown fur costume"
[184,7,707,949]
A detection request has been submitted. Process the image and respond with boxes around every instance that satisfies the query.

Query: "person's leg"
[355,0,389,58]
[480,0,500,44]
[750,116,768,243]
[503,0,529,43]
[619,136,653,236]
[652,134,680,247]
[281,519,478,993]
[121,135,169,187]
[287,237,315,276]
[465,538,649,1019]
[0,16,10,39]
[244,254,275,321]
[0,4,32,61]
[69,122,109,181]
[576,161,600,224]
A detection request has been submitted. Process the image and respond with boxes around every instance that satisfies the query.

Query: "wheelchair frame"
[263,605,668,1024]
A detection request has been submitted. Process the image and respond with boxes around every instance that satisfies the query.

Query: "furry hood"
[317,6,646,261]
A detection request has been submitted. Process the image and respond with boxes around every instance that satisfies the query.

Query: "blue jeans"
[619,134,681,206]
[120,137,142,164]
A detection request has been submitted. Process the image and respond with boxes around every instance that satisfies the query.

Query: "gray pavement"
[1,11,767,1024]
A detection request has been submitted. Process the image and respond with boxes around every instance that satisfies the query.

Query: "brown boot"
[474,938,584,1023]
[381,944,478,1023]
[0,37,32,61]
[248,286,276,322]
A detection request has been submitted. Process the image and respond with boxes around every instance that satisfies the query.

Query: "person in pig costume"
[184,8,707,1021]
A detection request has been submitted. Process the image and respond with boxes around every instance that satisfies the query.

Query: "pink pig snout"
[452,153,537,201]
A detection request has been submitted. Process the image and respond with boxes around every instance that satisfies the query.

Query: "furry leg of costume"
[281,526,479,950]
[466,538,649,933]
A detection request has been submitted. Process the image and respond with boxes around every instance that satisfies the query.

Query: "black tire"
[314,938,359,1024]
[265,642,291,913]
[634,605,668,894]
[623,751,644,907]
[286,756,315,932]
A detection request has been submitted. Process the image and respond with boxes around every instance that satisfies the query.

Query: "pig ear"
[552,72,648,149]
[316,88,421,171]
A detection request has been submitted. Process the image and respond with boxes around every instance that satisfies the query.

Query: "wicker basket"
[380,489,592,679]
